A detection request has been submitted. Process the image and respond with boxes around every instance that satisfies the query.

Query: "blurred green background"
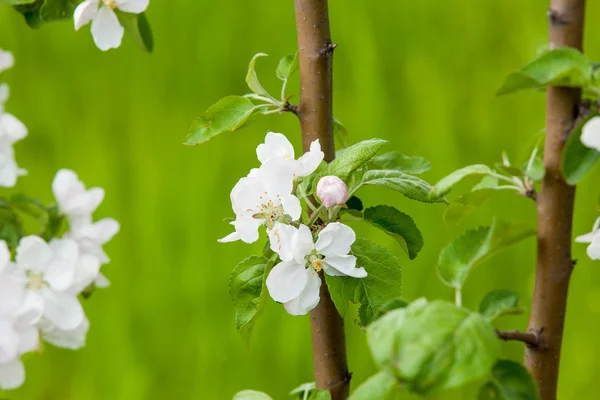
[1,1,600,399]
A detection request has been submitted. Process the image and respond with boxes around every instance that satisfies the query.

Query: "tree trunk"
[525,1,586,399]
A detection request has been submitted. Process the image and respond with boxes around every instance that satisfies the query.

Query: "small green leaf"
[345,196,363,212]
[367,300,499,394]
[0,206,24,249]
[479,290,523,321]
[374,297,409,321]
[444,189,497,226]
[246,53,271,97]
[356,169,446,204]
[562,114,600,184]
[369,152,431,175]
[229,256,269,341]
[349,370,397,400]
[308,390,331,400]
[0,0,36,4]
[276,52,299,81]
[429,165,494,199]
[497,47,593,95]
[363,206,423,260]
[333,118,349,148]
[478,360,539,400]
[186,96,256,145]
[14,0,44,28]
[326,238,402,326]
[522,157,545,182]
[289,382,316,398]
[115,11,154,52]
[325,139,387,181]
[40,0,75,23]
[233,390,273,400]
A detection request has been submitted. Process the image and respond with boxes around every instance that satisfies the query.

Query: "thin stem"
[307,204,326,227]
[496,329,541,348]
[243,93,281,106]
[281,78,289,102]
[455,288,462,307]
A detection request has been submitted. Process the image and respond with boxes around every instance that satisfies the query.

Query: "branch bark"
[525,1,586,399]
[496,329,542,348]
[293,1,349,399]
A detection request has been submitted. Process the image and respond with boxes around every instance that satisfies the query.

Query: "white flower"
[581,117,600,152]
[576,217,600,260]
[40,317,90,350]
[0,49,13,74]
[74,0,150,51]
[0,84,27,188]
[256,132,324,177]
[52,169,105,221]
[219,158,301,245]
[316,175,348,209]
[13,236,84,330]
[266,223,367,315]
[0,146,26,188]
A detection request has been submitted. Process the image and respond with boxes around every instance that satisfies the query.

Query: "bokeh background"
[1,1,600,399]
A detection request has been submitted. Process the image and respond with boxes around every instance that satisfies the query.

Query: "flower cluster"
[220,132,367,315]
[0,49,27,188]
[74,0,150,51]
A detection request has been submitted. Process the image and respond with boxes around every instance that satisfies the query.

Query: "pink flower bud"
[317,176,348,209]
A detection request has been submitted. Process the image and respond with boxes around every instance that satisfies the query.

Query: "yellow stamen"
[104,0,117,9]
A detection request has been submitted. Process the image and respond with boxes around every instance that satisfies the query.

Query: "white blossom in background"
[0,84,28,188]
[576,217,600,261]
[219,157,301,245]
[52,169,105,221]
[39,317,90,350]
[581,116,600,152]
[316,175,348,209]
[266,223,367,315]
[257,132,324,177]
[74,0,150,51]
[0,49,14,74]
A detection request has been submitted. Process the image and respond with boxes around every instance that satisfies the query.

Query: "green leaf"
[186,96,257,145]
[429,164,494,199]
[246,53,271,97]
[345,196,363,212]
[374,297,409,321]
[363,206,423,260]
[233,390,273,400]
[115,11,154,53]
[522,157,545,182]
[368,152,432,175]
[229,256,269,341]
[276,52,299,81]
[0,0,36,4]
[14,0,44,28]
[478,360,539,400]
[562,114,600,184]
[308,390,331,400]
[444,189,497,226]
[39,0,74,23]
[0,206,23,249]
[333,118,349,148]
[356,169,446,204]
[438,221,536,289]
[479,290,523,322]
[324,139,387,181]
[349,370,397,400]
[497,47,593,95]
[367,300,499,394]
[289,382,316,398]
[326,238,402,326]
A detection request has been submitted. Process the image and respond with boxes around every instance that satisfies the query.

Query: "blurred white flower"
[316,175,348,209]
[257,132,324,177]
[0,84,27,188]
[266,223,366,315]
[581,116,600,152]
[52,169,105,221]
[40,317,90,350]
[576,217,600,260]
[74,0,150,51]
[0,49,13,74]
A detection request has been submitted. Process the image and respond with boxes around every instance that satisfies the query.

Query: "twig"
[496,329,542,348]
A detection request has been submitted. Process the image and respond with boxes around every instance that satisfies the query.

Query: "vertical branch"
[293,0,350,399]
[525,1,585,399]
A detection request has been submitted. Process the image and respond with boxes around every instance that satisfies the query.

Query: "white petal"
[0,114,28,144]
[217,231,240,243]
[280,194,302,221]
[0,359,25,390]
[266,261,308,303]
[45,239,78,291]
[67,254,101,295]
[91,6,124,51]
[324,255,367,278]
[73,0,99,30]
[284,269,321,315]
[15,324,39,355]
[16,236,53,273]
[576,232,594,243]
[581,116,600,152]
[268,223,297,262]
[256,132,295,164]
[0,240,9,272]
[588,235,600,260]
[52,169,82,207]
[95,272,110,288]
[296,140,324,176]
[0,319,19,363]
[292,224,315,264]
[42,317,89,350]
[315,222,355,256]
[256,158,295,195]
[231,217,263,244]
[65,187,105,217]
[230,176,262,216]
[76,218,120,245]
[115,0,149,13]
[0,147,22,188]
[40,288,84,330]
[0,50,14,74]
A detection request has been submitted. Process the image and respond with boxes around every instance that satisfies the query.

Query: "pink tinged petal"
[297,140,324,176]
[0,358,25,390]
[115,0,149,13]
[16,236,53,273]
[73,0,99,30]
[266,261,308,303]
[95,272,110,288]
[42,317,89,350]
[324,255,367,278]
[268,223,297,262]
[316,175,348,209]
[256,132,295,164]
[581,116,600,152]
[292,224,315,264]
[91,6,124,51]
[0,50,14,74]
[0,114,28,144]
[40,288,84,330]
[280,194,302,221]
[315,222,356,257]
[284,269,321,315]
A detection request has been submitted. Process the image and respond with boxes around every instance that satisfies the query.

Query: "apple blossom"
[40,317,90,350]
[576,217,600,261]
[256,132,324,177]
[0,49,13,74]
[581,116,600,152]
[52,169,105,221]
[74,0,150,51]
[316,175,348,209]
[266,223,367,315]
[0,84,28,188]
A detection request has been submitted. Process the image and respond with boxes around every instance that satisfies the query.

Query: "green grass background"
[1,1,600,399]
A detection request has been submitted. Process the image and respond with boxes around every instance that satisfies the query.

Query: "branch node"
[281,101,299,115]
[320,43,337,56]
[496,329,543,348]
[525,188,538,202]
[548,8,570,26]
[571,258,577,269]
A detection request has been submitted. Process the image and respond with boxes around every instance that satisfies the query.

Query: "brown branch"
[496,329,542,348]
[525,2,585,399]
[293,1,349,399]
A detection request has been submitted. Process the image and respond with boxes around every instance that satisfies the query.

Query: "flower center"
[27,271,47,290]
[308,253,324,273]
[104,0,117,9]
[254,193,284,228]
